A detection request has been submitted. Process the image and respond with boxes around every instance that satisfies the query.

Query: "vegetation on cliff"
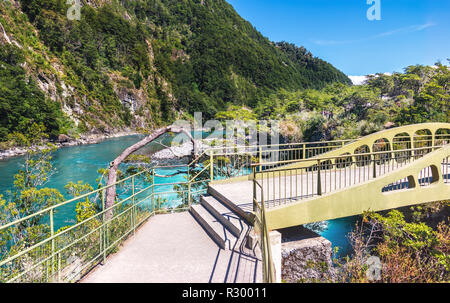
[0,0,350,144]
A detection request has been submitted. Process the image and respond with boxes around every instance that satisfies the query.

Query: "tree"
[335,208,450,283]
[104,125,199,217]
[0,123,64,265]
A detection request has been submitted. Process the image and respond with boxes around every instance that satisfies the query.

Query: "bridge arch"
[393,132,412,163]
[373,138,392,164]
[413,129,433,156]
[435,128,450,146]
[413,129,433,148]
[335,153,353,168]
[373,138,391,152]
[354,145,371,167]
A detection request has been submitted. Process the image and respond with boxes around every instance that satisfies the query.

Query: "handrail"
[205,139,354,151]
[0,182,188,277]
[252,144,448,210]
[251,145,444,168]
[189,163,211,183]
[252,172,276,283]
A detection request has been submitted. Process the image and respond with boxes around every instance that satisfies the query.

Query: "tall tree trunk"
[104,126,198,219]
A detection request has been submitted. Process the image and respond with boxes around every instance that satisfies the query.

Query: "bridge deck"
[82,212,261,283]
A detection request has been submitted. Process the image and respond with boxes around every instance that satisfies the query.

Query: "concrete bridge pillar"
[269,231,282,283]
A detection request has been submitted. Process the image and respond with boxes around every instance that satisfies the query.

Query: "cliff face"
[0,0,351,141]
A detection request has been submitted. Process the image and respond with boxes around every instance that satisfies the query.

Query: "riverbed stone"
[58,134,71,143]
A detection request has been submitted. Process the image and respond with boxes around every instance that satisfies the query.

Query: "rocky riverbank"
[0,131,140,160]
[147,141,210,166]
[151,141,209,159]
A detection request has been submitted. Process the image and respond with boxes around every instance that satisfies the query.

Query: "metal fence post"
[259,146,263,172]
[152,168,155,212]
[187,166,191,208]
[101,190,106,264]
[57,253,61,283]
[373,154,377,178]
[317,160,322,196]
[50,208,55,283]
[252,167,257,212]
[210,150,214,182]
[188,182,192,208]
[132,175,136,235]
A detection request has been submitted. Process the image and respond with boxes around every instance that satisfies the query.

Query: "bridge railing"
[204,134,443,182]
[252,145,446,209]
[203,139,355,181]
[252,174,276,283]
[251,142,448,282]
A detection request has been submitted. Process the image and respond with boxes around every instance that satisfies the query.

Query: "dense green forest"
[0,0,350,143]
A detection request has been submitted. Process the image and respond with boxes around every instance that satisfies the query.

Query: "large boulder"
[58,134,71,143]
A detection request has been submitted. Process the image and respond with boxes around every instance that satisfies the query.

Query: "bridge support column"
[269,230,282,283]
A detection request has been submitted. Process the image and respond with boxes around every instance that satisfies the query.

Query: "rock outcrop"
[280,226,335,283]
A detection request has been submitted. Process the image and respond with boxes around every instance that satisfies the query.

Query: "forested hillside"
[0,0,350,143]
[250,63,449,142]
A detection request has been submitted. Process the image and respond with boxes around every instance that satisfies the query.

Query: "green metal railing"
[252,169,276,283]
[249,145,448,283]
[0,165,193,283]
[252,145,446,209]
[250,128,449,281]
[206,139,355,181]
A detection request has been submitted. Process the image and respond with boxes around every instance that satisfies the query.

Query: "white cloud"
[348,75,368,85]
[349,72,392,85]
[374,22,436,38]
[313,22,436,46]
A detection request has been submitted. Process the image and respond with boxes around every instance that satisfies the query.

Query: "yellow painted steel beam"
[280,122,450,170]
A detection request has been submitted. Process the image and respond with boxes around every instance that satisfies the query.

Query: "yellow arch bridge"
[0,123,449,283]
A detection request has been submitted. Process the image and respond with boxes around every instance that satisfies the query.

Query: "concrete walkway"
[82,212,261,283]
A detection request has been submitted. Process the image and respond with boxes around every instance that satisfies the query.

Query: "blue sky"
[227,0,450,76]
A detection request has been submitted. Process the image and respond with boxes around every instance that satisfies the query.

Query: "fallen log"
[105,126,198,218]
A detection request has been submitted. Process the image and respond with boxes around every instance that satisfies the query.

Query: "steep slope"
[0,0,351,142]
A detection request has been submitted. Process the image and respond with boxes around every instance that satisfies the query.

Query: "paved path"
[82,212,261,283]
